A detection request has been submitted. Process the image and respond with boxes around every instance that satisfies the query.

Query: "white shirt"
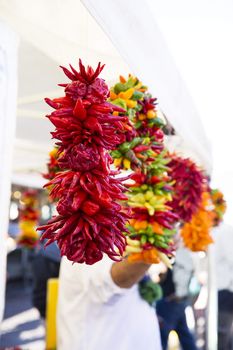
[213,223,233,292]
[57,257,162,350]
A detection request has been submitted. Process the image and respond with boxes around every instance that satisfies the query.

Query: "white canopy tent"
[0,0,231,214]
[0,1,232,346]
[0,0,213,175]
[82,0,233,222]
[0,0,130,187]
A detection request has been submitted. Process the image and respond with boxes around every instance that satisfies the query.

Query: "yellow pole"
[46,278,59,350]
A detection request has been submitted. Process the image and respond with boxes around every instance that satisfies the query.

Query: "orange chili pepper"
[151,222,164,235]
[120,75,126,83]
[128,248,160,264]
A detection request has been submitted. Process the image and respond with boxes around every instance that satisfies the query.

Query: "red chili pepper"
[71,190,87,211]
[150,175,161,184]
[49,107,73,117]
[81,200,100,216]
[133,145,150,153]
[45,98,61,110]
[73,98,87,120]
[84,116,103,134]
[60,65,77,81]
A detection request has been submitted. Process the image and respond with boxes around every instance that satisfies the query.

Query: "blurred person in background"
[57,256,162,350]
[213,222,233,350]
[156,246,198,350]
[31,241,60,319]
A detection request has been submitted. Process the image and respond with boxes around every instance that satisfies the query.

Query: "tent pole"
[206,246,218,350]
[0,21,18,325]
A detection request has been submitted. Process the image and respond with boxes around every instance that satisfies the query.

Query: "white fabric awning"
[82,0,212,174]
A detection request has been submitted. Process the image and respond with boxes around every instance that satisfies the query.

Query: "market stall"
[0,1,233,349]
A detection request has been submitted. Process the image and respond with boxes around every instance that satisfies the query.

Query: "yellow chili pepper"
[114,157,122,167]
[49,148,58,157]
[125,246,142,254]
[123,158,131,170]
[145,191,154,201]
[126,237,141,247]
[118,88,134,100]
[134,82,143,90]
[147,110,157,119]
[126,100,137,108]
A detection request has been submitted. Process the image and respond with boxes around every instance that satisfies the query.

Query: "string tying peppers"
[38,60,133,265]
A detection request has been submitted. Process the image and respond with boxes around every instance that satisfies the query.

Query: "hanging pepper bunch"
[109,76,179,264]
[180,191,214,251]
[37,60,133,265]
[110,76,165,171]
[210,188,226,226]
[167,155,206,222]
[18,190,40,248]
[43,147,60,180]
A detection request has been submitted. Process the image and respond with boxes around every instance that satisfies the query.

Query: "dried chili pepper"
[168,155,206,222]
[38,60,132,264]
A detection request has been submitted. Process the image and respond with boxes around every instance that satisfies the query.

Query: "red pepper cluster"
[18,190,40,248]
[38,60,131,264]
[136,96,165,143]
[19,190,40,222]
[168,155,206,222]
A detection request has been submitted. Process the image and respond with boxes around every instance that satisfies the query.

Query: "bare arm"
[111,259,150,289]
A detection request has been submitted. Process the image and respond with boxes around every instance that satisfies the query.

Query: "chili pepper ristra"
[167,155,206,223]
[37,60,132,265]
[109,76,179,265]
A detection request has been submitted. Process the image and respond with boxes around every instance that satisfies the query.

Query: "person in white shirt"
[213,223,233,350]
[57,256,162,350]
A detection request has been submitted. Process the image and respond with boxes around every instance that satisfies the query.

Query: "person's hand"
[111,258,151,289]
